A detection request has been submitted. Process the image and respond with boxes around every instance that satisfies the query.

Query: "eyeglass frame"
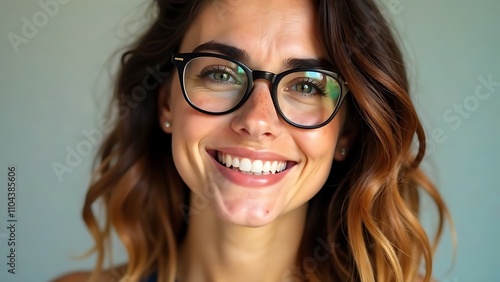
[170,52,350,129]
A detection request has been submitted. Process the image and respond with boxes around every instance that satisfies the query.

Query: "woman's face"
[160,0,350,227]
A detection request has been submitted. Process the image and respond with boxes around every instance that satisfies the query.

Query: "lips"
[217,151,288,175]
[206,148,296,187]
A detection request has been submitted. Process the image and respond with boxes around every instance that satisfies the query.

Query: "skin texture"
[158,0,353,281]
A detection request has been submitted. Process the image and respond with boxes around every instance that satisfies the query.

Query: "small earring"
[340,148,347,156]
[164,121,171,128]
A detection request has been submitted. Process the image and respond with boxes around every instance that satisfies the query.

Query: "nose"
[230,80,283,140]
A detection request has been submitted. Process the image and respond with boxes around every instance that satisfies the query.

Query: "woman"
[56,0,451,281]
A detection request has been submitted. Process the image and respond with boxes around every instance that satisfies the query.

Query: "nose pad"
[230,81,283,139]
[252,70,276,82]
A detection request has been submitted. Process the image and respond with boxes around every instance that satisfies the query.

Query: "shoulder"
[52,265,127,282]
[52,271,92,282]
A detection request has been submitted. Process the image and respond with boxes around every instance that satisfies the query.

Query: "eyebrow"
[192,41,251,63]
[192,41,335,71]
[285,58,334,70]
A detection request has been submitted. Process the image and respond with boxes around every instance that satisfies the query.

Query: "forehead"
[179,0,326,68]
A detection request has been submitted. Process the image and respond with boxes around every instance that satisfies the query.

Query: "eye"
[293,82,316,94]
[211,72,232,82]
[287,78,327,97]
[200,66,241,85]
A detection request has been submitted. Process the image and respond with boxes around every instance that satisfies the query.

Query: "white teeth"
[217,151,289,174]
[239,158,252,172]
[232,157,240,168]
[262,161,270,173]
[270,161,277,174]
[251,160,263,173]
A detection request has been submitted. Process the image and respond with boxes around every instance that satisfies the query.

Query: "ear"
[334,108,359,161]
[158,81,173,134]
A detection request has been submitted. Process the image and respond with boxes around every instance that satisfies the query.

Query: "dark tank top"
[143,272,157,282]
[143,272,179,282]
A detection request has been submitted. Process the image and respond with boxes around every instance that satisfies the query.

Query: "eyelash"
[295,78,328,96]
[199,65,237,78]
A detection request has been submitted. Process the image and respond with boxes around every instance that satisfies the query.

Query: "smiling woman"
[54,0,450,281]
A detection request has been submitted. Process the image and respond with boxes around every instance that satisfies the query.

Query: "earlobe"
[334,119,358,161]
[158,82,173,133]
[334,146,349,161]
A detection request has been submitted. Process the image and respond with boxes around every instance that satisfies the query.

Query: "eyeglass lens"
[182,56,341,127]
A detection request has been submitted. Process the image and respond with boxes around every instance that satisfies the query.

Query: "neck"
[177,193,308,282]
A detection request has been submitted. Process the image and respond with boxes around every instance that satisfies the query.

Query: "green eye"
[296,83,313,93]
[213,72,231,81]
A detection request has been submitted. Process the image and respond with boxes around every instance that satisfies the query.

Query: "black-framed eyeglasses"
[171,52,349,129]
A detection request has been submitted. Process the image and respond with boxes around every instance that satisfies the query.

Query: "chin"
[213,199,282,227]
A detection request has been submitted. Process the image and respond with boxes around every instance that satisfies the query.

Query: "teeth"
[251,160,263,173]
[239,158,252,171]
[270,161,277,174]
[262,161,270,173]
[232,157,240,168]
[217,151,288,174]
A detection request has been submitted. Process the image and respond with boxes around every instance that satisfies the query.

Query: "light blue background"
[0,0,498,281]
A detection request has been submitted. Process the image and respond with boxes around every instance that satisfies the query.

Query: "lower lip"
[208,154,291,188]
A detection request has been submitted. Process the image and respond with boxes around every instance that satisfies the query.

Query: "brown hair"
[83,0,452,281]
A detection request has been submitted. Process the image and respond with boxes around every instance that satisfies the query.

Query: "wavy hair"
[83,0,452,281]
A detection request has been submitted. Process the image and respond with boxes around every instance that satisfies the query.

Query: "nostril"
[239,128,251,135]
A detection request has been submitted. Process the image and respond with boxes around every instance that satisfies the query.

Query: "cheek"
[168,81,208,179]
[169,106,218,197]
[298,105,348,160]
[295,123,339,162]
[170,102,211,156]
[169,79,213,139]
[287,124,339,208]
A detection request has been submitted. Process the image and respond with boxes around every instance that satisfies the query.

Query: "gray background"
[1,0,499,281]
